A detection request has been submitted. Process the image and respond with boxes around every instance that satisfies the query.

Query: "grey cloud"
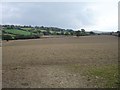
[2,2,103,30]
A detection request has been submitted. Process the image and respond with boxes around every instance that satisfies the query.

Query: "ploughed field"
[2,35,118,88]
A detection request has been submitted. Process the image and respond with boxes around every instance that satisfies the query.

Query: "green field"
[21,28,33,31]
[4,29,34,35]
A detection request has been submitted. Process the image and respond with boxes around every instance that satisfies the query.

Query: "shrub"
[2,35,13,40]
[14,35,40,40]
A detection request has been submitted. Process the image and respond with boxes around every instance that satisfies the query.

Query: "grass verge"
[65,64,119,88]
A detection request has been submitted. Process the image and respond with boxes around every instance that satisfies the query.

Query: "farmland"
[2,25,120,41]
[2,35,118,88]
[4,29,32,36]
[1,25,98,40]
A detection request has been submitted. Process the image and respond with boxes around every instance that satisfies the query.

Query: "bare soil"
[2,35,118,88]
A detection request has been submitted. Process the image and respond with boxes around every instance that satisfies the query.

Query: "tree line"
[2,25,92,40]
[2,25,119,41]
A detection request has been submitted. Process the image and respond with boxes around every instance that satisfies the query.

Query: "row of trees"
[2,25,99,40]
[2,25,89,36]
[29,29,87,36]
[76,29,87,36]
[2,25,32,29]
[110,31,120,37]
[2,34,40,41]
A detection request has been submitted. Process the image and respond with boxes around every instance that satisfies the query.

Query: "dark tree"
[90,31,95,35]
[81,29,85,33]
[81,29,86,36]
[76,30,81,37]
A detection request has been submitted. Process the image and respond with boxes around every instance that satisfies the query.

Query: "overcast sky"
[0,0,119,31]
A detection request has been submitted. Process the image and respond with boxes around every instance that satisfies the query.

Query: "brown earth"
[2,35,118,88]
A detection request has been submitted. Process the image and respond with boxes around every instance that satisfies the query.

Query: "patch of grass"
[86,65,119,88]
[65,64,118,88]
[21,28,33,31]
[4,29,33,35]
